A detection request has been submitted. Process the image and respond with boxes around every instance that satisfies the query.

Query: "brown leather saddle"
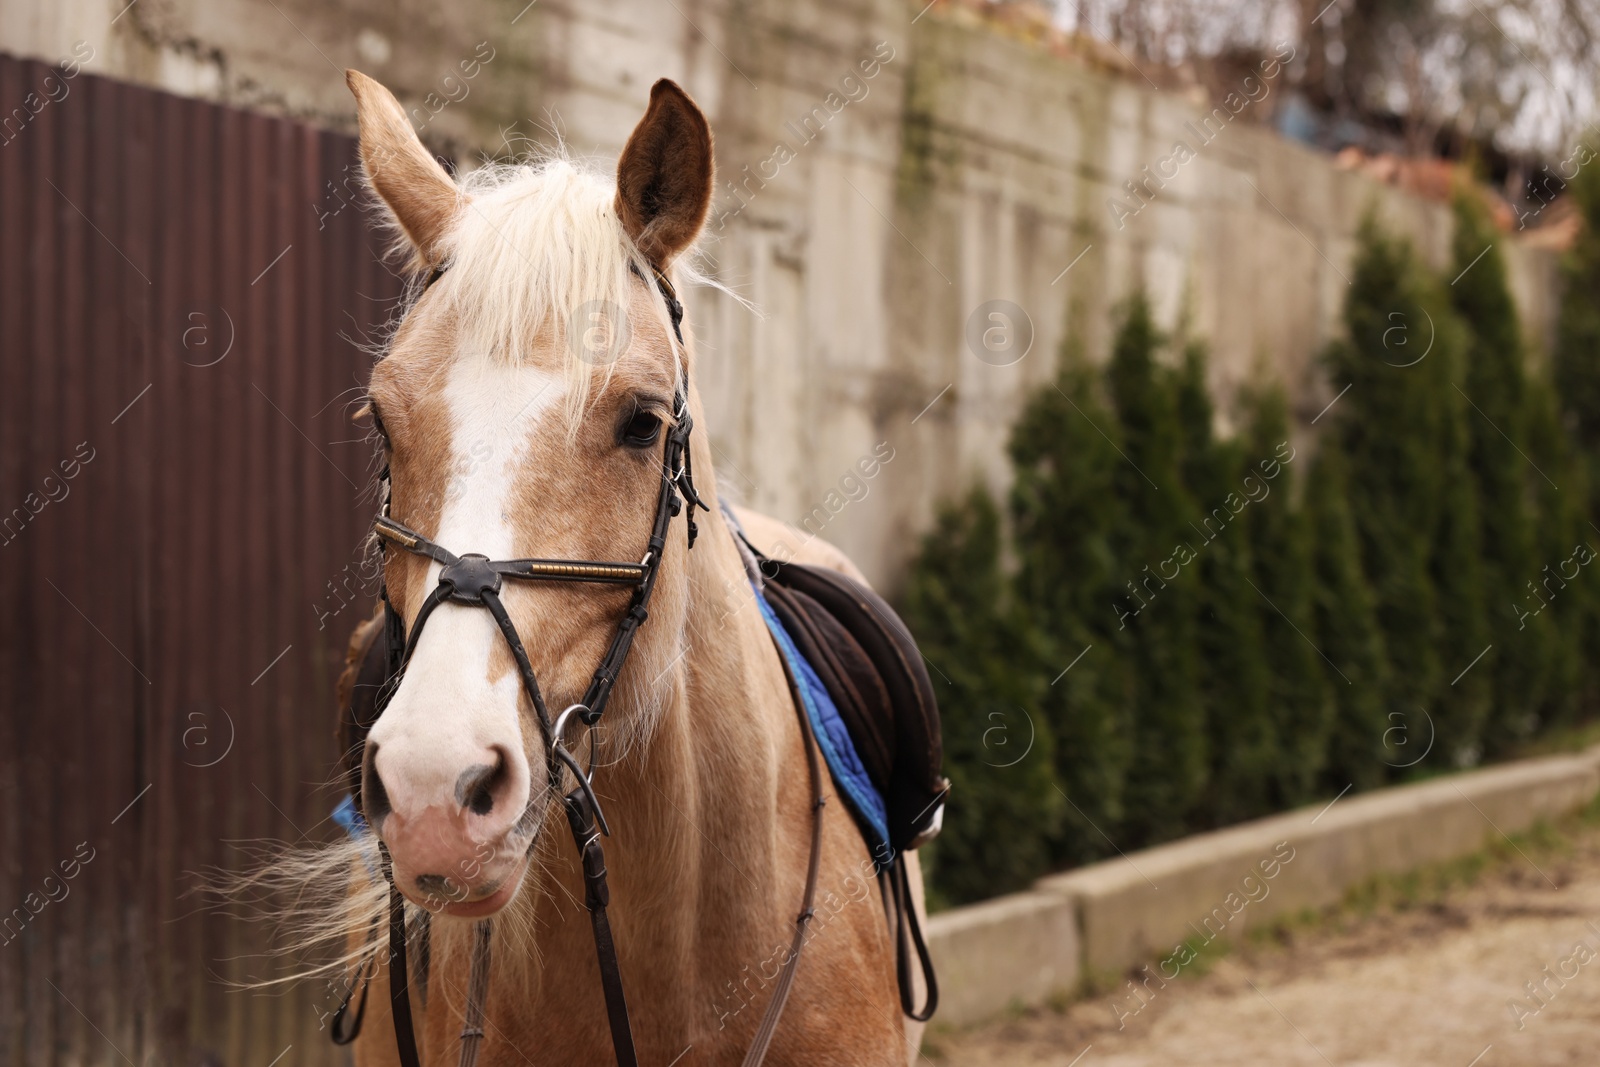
[756,557,948,855]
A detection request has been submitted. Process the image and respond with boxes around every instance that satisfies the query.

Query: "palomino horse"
[331,71,927,1065]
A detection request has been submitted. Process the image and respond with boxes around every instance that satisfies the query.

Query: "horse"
[317,70,928,1066]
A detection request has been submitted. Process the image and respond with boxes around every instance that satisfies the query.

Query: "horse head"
[347,70,714,918]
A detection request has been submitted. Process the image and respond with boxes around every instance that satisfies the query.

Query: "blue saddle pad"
[332,792,369,838]
[752,581,893,866]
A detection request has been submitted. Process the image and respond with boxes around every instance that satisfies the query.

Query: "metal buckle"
[551,704,591,768]
[550,704,609,836]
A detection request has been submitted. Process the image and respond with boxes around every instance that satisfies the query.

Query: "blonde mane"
[404,155,723,423]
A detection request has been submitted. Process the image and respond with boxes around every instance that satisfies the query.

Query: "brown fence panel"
[0,52,403,1065]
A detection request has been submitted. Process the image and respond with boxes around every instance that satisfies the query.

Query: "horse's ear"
[615,79,714,267]
[346,69,461,267]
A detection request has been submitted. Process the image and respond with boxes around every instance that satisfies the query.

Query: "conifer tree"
[1323,219,1454,771]
[1523,376,1595,728]
[1240,385,1333,805]
[1430,335,1494,766]
[1554,154,1600,465]
[1548,148,1600,722]
[1105,293,1208,842]
[900,488,1063,905]
[1009,346,1135,864]
[1173,345,1275,825]
[1448,189,1547,753]
[1305,442,1391,790]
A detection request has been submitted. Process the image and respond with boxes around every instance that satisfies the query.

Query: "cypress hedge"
[1175,344,1276,827]
[905,196,1600,904]
[1103,295,1208,843]
[1007,345,1135,867]
[901,488,1063,907]
[1240,385,1333,807]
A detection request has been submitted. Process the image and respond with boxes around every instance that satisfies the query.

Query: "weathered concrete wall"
[0,0,1562,585]
[928,744,1600,1026]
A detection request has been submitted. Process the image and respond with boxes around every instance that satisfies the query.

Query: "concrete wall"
[928,744,1600,1026]
[0,0,1563,586]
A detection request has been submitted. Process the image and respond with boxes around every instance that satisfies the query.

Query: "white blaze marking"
[369,360,564,819]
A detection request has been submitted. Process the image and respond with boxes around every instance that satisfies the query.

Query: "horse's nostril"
[361,742,392,831]
[414,873,457,898]
[455,749,511,817]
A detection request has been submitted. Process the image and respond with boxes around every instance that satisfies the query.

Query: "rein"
[354,265,825,1067]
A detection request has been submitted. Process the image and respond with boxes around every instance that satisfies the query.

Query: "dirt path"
[929,820,1600,1066]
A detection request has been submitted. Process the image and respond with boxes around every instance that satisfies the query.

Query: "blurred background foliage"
[907,161,1600,908]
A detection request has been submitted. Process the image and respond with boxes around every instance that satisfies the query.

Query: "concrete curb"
[924,890,1080,1025]
[925,744,1600,1026]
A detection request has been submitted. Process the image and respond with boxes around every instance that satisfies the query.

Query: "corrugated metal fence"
[0,52,403,1065]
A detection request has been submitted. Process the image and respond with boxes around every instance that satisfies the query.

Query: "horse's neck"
[602,504,801,921]
[477,506,806,1034]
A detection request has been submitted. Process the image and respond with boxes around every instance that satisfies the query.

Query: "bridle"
[371,274,706,837]
[346,263,826,1067]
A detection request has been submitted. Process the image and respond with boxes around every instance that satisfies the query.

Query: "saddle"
[756,558,948,857]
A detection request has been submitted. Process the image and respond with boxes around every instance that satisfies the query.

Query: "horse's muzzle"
[379,806,532,915]
[362,735,535,915]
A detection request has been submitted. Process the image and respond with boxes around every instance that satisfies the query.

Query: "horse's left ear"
[615,79,714,267]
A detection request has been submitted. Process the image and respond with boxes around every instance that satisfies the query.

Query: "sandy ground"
[928,820,1600,1067]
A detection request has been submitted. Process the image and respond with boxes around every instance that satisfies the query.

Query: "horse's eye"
[370,406,392,450]
[619,410,663,449]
